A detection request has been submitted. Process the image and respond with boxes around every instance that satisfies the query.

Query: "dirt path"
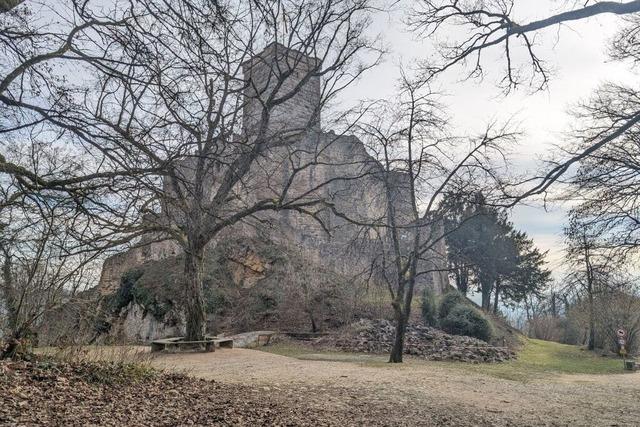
[149,348,640,426]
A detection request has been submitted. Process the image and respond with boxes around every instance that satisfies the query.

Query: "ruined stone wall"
[96,42,449,315]
[242,42,321,137]
[97,130,447,296]
[97,240,181,295]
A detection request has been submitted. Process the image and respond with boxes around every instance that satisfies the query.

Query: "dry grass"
[36,345,152,365]
[18,341,640,426]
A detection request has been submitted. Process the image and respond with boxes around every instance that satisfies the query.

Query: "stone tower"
[0,0,25,12]
[242,42,321,137]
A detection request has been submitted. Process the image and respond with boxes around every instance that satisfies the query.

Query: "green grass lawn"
[454,338,626,382]
[260,338,627,382]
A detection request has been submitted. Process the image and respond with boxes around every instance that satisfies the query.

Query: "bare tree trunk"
[389,306,406,363]
[309,312,318,333]
[0,250,24,359]
[184,245,206,341]
[587,283,595,351]
[390,273,417,363]
[582,234,596,351]
[455,268,469,295]
[459,268,469,295]
[1,252,18,334]
[389,277,407,363]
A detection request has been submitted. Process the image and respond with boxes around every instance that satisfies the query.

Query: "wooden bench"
[283,331,333,341]
[151,336,233,353]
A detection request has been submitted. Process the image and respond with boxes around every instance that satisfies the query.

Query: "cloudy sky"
[337,1,637,278]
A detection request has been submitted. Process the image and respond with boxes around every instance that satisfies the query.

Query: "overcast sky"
[16,0,636,279]
[336,1,637,278]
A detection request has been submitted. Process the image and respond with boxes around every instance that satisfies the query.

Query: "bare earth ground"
[6,345,640,426]
[148,347,640,426]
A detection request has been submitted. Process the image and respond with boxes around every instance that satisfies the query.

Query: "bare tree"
[356,71,512,362]
[566,83,640,258]
[592,282,640,354]
[409,0,640,199]
[0,146,100,358]
[563,218,623,350]
[410,0,640,91]
[1,0,382,342]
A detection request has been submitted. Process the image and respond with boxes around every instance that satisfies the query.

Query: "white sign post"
[616,328,634,370]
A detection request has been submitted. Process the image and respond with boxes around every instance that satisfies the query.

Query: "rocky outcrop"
[319,319,516,363]
[115,302,184,343]
[98,240,180,295]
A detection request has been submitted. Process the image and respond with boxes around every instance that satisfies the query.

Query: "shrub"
[108,269,144,314]
[71,361,156,385]
[440,305,493,342]
[438,290,466,320]
[421,286,438,326]
[107,269,175,321]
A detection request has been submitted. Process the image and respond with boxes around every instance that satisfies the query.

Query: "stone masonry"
[97,42,449,305]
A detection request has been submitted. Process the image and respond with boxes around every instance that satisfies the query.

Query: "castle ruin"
[96,43,449,340]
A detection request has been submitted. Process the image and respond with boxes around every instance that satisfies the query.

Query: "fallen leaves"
[1,357,464,426]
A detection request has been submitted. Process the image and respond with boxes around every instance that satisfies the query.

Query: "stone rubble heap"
[320,319,516,363]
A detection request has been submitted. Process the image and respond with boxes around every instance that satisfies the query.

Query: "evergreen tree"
[443,193,550,311]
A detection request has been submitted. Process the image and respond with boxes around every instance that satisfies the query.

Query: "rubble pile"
[320,319,515,363]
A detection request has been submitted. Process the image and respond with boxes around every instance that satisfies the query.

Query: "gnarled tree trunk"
[183,245,206,341]
[389,310,406,363]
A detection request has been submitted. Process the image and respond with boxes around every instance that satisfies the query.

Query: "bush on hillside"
[108,269,175,321]
[438,290,466,320]
[421,286,438,327]
[109,269,144,314]
[440,305,493,342]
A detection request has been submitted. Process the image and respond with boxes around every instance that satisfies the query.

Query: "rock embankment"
[319,319,515,363]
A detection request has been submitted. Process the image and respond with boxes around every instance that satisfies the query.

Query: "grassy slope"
[456,338,625,382]
[260,338,626,382]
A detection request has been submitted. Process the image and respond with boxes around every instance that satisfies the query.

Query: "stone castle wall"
[96,42,449,313]
[97,130,448,296]
[242,42,321,136]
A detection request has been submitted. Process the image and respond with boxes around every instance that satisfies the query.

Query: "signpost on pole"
[616,328,635,371]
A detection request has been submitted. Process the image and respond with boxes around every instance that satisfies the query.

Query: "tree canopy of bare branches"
[355,71,513,362]
[1,0,382,342]
[409,0,640,201]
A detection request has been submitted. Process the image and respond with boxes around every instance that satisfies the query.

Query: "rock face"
[320,319,516,363]
[116,303,184,343]
[98,240,180,295]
